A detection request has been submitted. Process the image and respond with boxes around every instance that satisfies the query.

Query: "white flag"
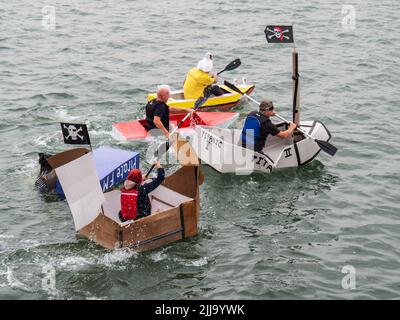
[55,152,105,231]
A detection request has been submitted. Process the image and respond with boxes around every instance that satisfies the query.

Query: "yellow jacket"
[183,67,215,99]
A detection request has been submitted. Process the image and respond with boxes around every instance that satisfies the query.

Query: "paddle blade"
[217,58,241,75]
[316,139,337,156]
[224,58,241,71]
[194,96,207,109]
[194,86,213,109]
[224,80,243,95]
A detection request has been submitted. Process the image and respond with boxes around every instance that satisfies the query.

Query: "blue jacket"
[136,168,165,219]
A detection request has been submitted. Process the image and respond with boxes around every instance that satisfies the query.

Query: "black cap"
[259,100,274,111]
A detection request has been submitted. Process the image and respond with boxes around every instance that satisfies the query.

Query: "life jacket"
[145,99,169,132]
[120,188,139,221]
[241,111,262,146]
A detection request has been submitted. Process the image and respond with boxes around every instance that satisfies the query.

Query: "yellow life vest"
[183,67,214,99]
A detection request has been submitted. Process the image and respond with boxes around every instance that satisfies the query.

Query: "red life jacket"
[120,188,139,221]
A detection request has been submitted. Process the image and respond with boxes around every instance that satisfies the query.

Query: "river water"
[1,0,399,299]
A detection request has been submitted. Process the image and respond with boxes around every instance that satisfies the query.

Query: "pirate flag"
[264,25,294,43]
[60,122,91,145]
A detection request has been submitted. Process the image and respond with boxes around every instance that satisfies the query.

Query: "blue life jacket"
[241,111,262,147]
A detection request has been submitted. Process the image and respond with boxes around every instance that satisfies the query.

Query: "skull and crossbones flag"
[60,122,91,145]
[264,25,294,43]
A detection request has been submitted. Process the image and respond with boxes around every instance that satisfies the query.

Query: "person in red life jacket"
[119,160,165,222]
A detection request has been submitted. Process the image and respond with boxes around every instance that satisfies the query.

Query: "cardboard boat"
[47,137,204,251]
[190,120,332,174]
[146,83,255,112]
[112,111,239,141]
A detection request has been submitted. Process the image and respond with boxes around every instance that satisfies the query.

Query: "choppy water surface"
[0,0,399,299]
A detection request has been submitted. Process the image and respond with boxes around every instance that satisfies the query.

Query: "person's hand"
[187,108,195,114]
[289,122,297,130]
[155,160,162,168]
[213,74,218,83]
[270,111,276,116]
[165,131,170,139]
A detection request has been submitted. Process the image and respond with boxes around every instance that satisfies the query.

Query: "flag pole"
[291,25,301,142]
[85,121,93,152]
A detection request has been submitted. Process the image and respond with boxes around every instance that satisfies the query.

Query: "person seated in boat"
[145,84,193,138]
[183,52,226,100]
[119,160,165,222]
[241,100,297,153]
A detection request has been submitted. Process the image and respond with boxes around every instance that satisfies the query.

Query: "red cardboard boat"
[112,111,239,141]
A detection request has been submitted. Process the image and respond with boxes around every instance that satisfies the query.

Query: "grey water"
[0,0,399,299]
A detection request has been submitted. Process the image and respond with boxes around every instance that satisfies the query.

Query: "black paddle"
[224,80,337,156]
[144,89,213,178]
[217,58,241,75]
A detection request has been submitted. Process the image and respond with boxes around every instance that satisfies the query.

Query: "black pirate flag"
[60,122,91,145]
[264,25,294,43]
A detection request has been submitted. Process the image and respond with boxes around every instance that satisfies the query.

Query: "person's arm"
[276,122,296,139]
[153,116,170,138]
[199,73,216,86]
[141,162,165,194]
[169,106,194,114]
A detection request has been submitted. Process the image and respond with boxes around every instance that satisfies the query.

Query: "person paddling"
[241,100,296,152]
[119,160,165,222]
[145,85,193,139]
[183,52,226,99]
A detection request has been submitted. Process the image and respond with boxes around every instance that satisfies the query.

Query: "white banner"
[55,152,105,231]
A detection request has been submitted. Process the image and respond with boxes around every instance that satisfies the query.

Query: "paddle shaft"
[144,111,193,178]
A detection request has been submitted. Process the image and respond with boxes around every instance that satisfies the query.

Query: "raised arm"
[141,162,165,194]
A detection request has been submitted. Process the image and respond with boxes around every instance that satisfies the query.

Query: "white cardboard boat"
[190,46,336,174]
[190,120,332,174]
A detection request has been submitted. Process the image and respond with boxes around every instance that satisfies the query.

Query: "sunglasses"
[262,106,274,111]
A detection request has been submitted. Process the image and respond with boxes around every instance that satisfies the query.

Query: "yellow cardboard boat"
[147,83,255,112]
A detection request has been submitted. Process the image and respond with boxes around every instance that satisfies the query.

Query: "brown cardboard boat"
[48,136,203,251]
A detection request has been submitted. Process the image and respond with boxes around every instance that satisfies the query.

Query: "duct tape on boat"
[201,130,223,150]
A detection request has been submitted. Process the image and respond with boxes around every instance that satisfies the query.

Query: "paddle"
[224,80,337,156]
[144,90,213,178]
[217,58,241,75]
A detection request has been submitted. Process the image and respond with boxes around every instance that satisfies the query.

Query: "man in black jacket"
[241,100,296,152]
[145,85,193,138]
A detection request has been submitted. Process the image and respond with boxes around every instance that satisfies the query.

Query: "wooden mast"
[292,47,301,142]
